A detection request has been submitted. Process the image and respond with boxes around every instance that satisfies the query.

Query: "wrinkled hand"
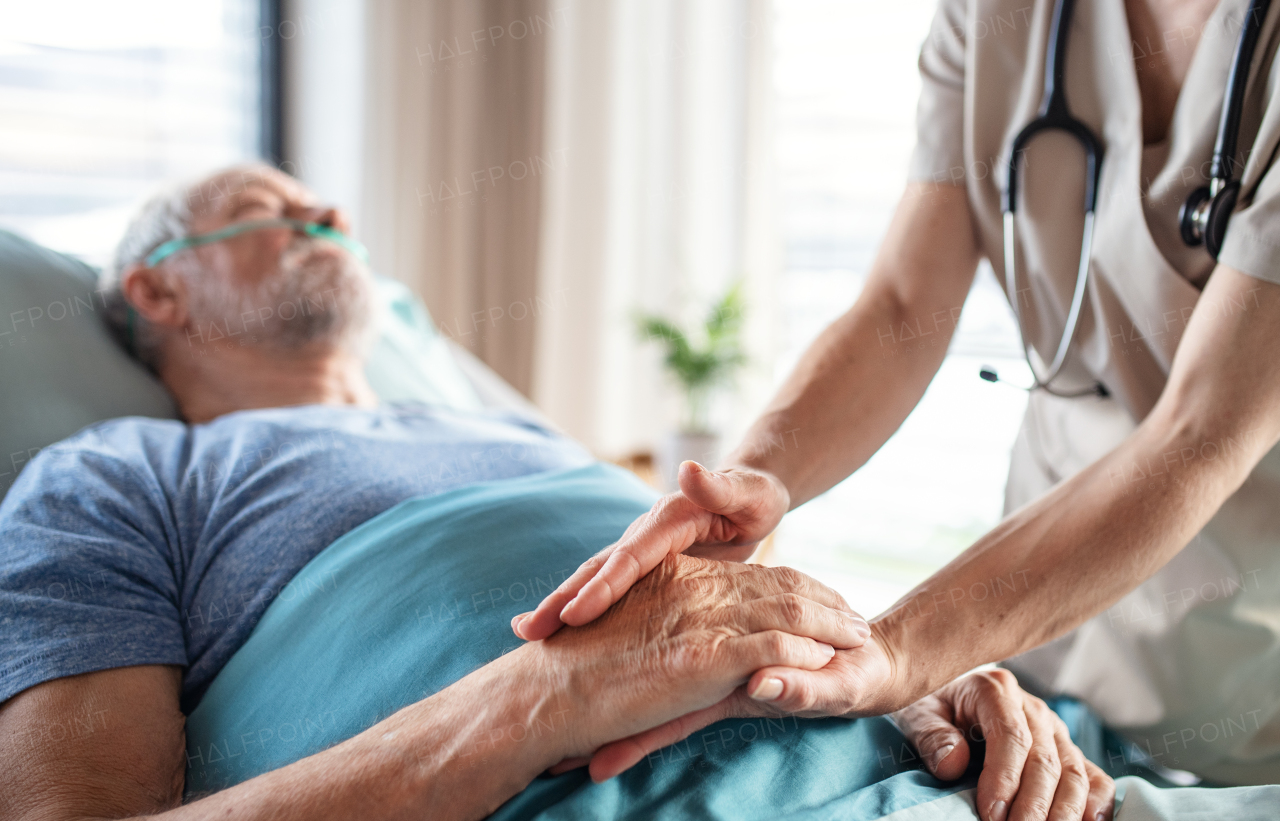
[515,462,789,642]
[527,554,869,780]
[894,670,1115,821]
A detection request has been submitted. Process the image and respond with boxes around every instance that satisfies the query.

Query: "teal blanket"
[184,464,1280,819]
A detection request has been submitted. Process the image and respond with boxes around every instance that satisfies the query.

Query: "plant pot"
[656,431,720,492]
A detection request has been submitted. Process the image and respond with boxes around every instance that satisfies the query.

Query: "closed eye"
[226,190,285,221]
[230,201,277,220]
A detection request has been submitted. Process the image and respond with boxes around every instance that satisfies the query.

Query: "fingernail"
[682,460,704,474]
[989,800,1008,821]
[820,643,836,657]
[849,616,870,639]
[1094,813,1107,821]
[559,598,577,620]
[749,677,784,701]
[511,613,529,634]
[930,743,955,771]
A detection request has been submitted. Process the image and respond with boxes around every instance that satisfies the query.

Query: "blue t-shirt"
[0,404,592,712]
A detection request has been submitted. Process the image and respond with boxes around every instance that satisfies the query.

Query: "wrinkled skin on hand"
[893,670,1115,821]
[527,554,868,780]
[577,623,896,780]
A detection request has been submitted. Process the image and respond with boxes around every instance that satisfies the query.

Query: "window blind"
[0,0,265,268]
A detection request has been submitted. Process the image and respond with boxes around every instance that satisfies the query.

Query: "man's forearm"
[726,183,979,508]
[872,403,1274,708]
[161,647,565,821]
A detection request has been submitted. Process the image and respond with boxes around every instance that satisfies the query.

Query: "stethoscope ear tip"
[979,367,1000,383]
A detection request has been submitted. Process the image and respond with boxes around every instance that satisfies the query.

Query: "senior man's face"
[177,167,372,350]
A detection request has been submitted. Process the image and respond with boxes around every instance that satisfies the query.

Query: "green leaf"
[633,282,749,424]
[706,281,744,342]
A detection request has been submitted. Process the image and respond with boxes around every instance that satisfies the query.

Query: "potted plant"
[636,283,747,489]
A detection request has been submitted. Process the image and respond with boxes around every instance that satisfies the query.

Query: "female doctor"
[520,0,1280,814]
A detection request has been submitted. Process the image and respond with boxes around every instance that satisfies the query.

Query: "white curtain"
[533,0,779,459]
[363,0,551,396]
[284,0,779,459]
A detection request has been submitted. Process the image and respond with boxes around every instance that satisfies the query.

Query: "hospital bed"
[2,229,1277,819]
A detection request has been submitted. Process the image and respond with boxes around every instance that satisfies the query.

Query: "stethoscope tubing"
[999,0,1103,397]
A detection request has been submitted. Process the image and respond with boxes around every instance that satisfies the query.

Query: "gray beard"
[185,237,374,352]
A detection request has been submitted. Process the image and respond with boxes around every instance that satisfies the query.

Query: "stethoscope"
[980,0,1272,398]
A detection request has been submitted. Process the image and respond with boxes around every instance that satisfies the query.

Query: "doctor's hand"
[893,670,1115,821]
[514,461,788,642]
[587,660,1114,821]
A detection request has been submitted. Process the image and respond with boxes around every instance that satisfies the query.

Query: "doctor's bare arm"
[862,263,1280,706]
[723,182,985,514]
[0,556,861,821]
[722,179,985,508]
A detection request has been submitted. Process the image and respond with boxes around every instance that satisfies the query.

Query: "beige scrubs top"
[910,0,1280,784]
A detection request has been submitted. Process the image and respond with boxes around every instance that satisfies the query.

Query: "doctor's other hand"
[587,663,1114,821]
[514,461,789,641]
[894,670,1115,821]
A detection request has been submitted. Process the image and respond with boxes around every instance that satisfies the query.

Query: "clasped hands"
[511,462,1115,821]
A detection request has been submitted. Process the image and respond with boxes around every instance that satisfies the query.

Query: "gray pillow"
[0,231,177,498]
[0,230,482,501]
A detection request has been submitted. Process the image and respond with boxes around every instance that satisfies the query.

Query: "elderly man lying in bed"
[0,166,1113,821]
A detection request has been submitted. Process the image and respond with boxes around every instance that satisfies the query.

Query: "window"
[770,0,1032,616]
[0,0,268,269]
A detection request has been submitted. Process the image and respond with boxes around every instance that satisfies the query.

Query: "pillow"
[0,230,481,500]
[0,231,176,498]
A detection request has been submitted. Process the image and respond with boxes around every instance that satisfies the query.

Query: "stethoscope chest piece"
[1179,180,1241,259]
[1177,0,1272,261]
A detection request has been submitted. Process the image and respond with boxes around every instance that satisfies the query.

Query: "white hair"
[101,180,197,368]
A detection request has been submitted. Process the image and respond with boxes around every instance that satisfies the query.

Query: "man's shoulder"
[6,417,189,507]
[42,416,189,464]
